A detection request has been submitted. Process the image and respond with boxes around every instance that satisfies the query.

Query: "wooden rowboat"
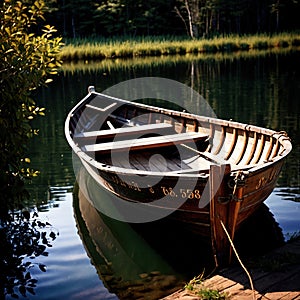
[65,86,292,265]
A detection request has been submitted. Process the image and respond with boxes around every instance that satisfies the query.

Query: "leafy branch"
[0,0,63,219]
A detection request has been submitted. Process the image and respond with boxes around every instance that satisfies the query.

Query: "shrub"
[0,0,63,220]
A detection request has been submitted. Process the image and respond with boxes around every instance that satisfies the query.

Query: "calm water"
[11,50,300,299]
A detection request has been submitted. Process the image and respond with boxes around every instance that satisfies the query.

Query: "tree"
[0,0,63,220]
[93,0,179,36]
[175,0,200,38]
[270,0,282,31]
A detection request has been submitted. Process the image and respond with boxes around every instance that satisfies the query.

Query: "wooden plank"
[213,126,226,155]
[254,264,300,292]
[252,134,265,164]
[128,155,149,171]
[224,128,238,160]
[162,238,300,300]
[83,132,209,153]
[265,291,300,300]
[210,164,232,266]
[129,152,183,172]
[226,289,261,300]
[234,130,248,165]
[180,144,226,165]
[74,122,174,140]
[264,136,274,162]
[245,131,258,165]
[202,275,237,290]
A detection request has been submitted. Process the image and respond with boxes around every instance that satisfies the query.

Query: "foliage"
[0,210,58,298]
[45,0,179,38]
[184,273,227,300]
[176,0,300,37]
[197,288,227,300]
[184,273,204,291]
[0,0,63,219]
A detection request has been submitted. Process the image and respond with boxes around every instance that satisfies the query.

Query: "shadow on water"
[74,185,185,300]
[1,185,115,300]
[0,215,53,299]
[0,187,69,299]
[73,164,285,300]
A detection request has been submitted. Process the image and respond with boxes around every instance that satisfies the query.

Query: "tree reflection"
[0,211,58,299]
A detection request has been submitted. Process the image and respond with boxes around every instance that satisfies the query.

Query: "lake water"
[8,50,300,299]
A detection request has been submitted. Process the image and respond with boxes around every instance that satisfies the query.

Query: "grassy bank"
[59,33,300,61]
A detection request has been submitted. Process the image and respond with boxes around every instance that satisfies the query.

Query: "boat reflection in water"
[74,174,184,300]
[73,164,285,300]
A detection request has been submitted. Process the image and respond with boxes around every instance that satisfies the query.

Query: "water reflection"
[30,189,116,300]
[74,166,286,299]
[60,47,300,75]
[266,188,300,240]
[0,194,60,299]
[74,186,183,300]
[275,187,300,203]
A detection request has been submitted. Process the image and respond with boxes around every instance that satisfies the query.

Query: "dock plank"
[264,291,300,300]
[161,238,300,300]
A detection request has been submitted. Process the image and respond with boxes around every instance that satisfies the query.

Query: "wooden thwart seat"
[83,131,208,153]
[74,122,174,141]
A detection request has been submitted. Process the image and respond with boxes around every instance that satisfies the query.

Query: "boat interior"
[70,94,289,175]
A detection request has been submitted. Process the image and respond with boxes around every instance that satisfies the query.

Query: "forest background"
[45,0,300,39]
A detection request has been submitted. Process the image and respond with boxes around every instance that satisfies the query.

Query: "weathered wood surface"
[83,131,208,153]
[74,122,174,140]
[162,238,300,300]
[210,164,233,265]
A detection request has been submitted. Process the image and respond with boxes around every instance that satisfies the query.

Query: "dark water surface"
[12,51,300,299]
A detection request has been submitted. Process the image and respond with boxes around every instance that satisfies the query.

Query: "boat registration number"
[161,186,201,199]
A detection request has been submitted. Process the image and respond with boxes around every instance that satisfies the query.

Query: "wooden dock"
[162,238,300,300]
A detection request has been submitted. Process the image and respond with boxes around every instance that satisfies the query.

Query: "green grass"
[184,273,227,300]
[58,33,300,61]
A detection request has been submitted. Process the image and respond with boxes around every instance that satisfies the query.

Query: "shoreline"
[58,33,300,62]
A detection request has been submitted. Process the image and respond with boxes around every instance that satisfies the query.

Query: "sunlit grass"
[58,33,300,61]
[184,273,227,300]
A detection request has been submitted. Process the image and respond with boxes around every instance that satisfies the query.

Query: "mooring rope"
[219,219,256,300]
